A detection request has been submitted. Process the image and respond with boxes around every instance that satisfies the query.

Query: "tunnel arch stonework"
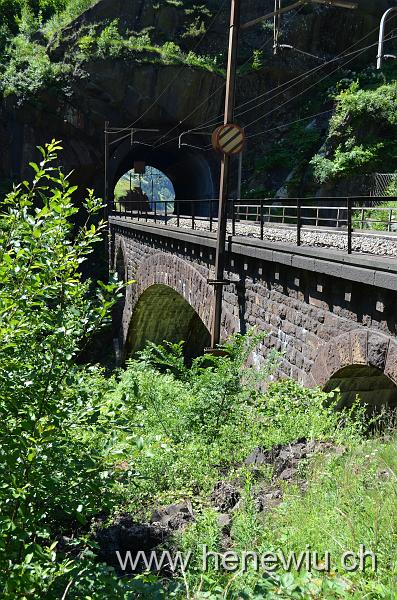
[110,218,397,407]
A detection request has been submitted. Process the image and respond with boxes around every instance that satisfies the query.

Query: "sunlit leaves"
[0,141,126,597]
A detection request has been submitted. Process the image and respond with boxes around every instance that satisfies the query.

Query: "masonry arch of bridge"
[311,330,397,410]
[122,252,237,362]
[126,284,211,363]
[109,138,218,213]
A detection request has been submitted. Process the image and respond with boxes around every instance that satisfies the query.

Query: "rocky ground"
[94,439,344,574]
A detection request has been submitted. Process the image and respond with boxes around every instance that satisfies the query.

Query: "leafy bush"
[0,0,66,32]
[0,141,128,597]
[0,34,67,100]
[43,0,96,39]
[311,80,397,183]
[352,200,397,232]
[96,19,124,57]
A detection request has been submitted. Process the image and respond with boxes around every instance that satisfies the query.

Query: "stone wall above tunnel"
[2,0,392,197]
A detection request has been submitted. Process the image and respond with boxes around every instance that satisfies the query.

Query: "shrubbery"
[311,79,397,183]
[0,142,126,597]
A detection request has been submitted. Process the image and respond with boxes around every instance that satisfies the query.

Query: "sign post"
[208,0,241,350]
[207,0,357,352]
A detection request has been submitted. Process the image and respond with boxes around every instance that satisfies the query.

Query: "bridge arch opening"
[126,284,211,364]
[323,364,397,412]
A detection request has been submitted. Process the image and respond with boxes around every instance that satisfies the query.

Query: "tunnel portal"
[108,137,219,215]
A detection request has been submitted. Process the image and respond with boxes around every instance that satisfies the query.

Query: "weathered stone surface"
[112,223,397,407]
[367,333,390,371]
[385,341,397,385]
[210,481,241,513]
[151,501,194,531]
[350,329,368,365]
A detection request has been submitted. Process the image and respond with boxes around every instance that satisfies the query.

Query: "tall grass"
[43,0,97,39]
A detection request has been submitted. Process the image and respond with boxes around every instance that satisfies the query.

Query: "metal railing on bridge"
[110,196,397,255]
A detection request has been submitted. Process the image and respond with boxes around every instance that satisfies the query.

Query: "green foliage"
[0,0,224,102]
[251,49,263,71]
[160,436,397,599]
[75,23,223,74]
[101,338,373,599]
[311,80,397,183]
[43,0,95,39]
[352,200,397,232]
[0,0,65,32]
[109,334,365,514]
[257,123,321,173]
[0,141,129,597]
[0,33,68,100]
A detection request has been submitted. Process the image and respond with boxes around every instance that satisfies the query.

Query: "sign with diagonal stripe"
[212,123,245,155]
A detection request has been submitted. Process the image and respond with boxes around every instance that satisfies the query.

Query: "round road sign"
[212,124,245,155]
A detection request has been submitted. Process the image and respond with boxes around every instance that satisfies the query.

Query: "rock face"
[95,501,194,574]
[0,0,393,198]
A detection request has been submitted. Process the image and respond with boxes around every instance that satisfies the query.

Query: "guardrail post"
[297,198,301,246]
[232,199,236,236]
[209,199,213,232]
[192,201,195,230]
[165,201,168,226]
[347,197,352,254]
[260,199,264,240]
[177,201,180,227]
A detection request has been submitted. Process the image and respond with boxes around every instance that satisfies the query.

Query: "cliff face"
[0,0,395,196]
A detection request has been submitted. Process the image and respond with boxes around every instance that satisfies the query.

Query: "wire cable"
[244,31,397,132]
[168,9,386,140]
[154,4,306,147]
[246,108,333,138]
[154,11,397,150]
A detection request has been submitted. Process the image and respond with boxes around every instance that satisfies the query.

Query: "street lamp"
[377,7,397,70]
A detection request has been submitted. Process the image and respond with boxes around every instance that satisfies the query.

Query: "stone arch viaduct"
[110,216,397,408]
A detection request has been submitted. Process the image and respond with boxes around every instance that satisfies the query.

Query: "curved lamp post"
[377,7,397,70]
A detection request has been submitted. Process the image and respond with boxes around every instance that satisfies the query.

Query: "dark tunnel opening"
[109,140,219,216]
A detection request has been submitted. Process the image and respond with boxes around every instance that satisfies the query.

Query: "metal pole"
[273,0,281,54]
[377,8,397,69]
[211,0,240,349]
[347,197,352,254]
[297,198,301,246]
[237,152,243,200]
[104,121,109,218]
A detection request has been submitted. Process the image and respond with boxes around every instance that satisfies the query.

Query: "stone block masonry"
[110,217,397,406]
